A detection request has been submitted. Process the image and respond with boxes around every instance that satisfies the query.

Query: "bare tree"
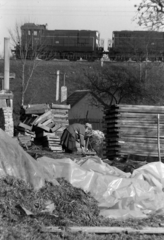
[9,22,42,106]
[135,0,164,30]
[83,65,145,108]
[83,63,164,109]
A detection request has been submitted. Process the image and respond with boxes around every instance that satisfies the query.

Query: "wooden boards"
[103,104,164,160]
[17,103,69,151]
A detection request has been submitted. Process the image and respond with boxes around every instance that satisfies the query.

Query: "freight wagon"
[108,30,164,61]
[13,23,104,61]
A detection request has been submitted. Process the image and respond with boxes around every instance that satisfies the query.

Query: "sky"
[0,0,142,55]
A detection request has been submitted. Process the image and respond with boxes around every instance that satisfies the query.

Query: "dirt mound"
[1,175,164,239]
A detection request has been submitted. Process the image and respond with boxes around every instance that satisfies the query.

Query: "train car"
[108,30,164,61]
[14,23,104,60]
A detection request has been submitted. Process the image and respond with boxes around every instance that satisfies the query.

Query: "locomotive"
[13,23,104,60]
[108,30,164,61]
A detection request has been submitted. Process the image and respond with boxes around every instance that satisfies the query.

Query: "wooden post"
[4,38,10,90]
[56,70,60,101]
[157,114,161,162]
[0,38,14,109]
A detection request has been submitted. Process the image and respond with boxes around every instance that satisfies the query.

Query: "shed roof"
[67,90,91,107]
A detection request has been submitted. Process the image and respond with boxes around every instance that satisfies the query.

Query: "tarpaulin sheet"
[0,129,58,189]
[1,129,164,218]
[38,156,164,218]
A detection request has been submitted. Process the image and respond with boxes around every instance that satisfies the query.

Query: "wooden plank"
[47,141,60,144]
[51,114,68,119]
[105,142,164,150]
[19,122,32,131]
[52,119,69,124]
[105,136,164,144]
[104,113,164,121]
[41,137,60,142]
[50,124,62,133]
[41,226,164,234]
[51,103,70,110]
[108,109,164,114]
[105,132,164,139]
[49,146,62,151]
[32,116,42,126]
[0,93,13,99]
[24,103,49,109]
[42,118,53,126]
[106,128,161,136]
[107,141,164,150]
[46,136,60,140]
[0,73,15,79]
[110,104,164,112]
[106,123,164,128]
[37,123,51,132]
[105,119,160,125]
[117,104,164,110]
[51,109,68,115]
[33,110,52,126]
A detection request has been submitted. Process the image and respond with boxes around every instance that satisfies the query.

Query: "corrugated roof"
[67,90,91,107]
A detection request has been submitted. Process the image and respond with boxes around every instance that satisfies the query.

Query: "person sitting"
[60,123,92,153]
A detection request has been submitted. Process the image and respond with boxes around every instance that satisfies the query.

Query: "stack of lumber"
[0,107,14,137]
[18,103,70,151]
[103,104,164,160]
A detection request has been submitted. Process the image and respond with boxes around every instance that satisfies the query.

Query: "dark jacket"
[60,123,85,152]
[67,123,85,147]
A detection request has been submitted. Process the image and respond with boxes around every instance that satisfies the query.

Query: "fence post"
[157,114,161,162]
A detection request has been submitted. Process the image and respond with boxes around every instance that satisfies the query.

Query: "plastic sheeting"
[38,156,164,218]
[0,129,58,189]
[1,128,164,218]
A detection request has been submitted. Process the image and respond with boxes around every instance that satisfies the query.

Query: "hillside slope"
[0,59,100,124]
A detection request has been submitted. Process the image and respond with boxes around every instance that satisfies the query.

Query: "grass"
[0,59,101,124]
[1,59,164,125]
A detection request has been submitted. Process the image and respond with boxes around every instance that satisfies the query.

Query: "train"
[13,23,104,61]
[12,23,164,62]
[108,30,164,62]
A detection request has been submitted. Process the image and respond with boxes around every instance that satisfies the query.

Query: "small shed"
[67,90,104,130]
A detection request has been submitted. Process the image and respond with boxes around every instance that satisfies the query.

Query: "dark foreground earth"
[0,148,164,240]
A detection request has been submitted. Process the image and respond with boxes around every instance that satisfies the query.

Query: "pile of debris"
[1,175,164,239]
[0,175,101,239]
[16,103,70,151]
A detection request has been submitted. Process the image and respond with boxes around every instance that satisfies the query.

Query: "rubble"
[1,175,164,239]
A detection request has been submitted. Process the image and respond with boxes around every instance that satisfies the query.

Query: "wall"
[68,93,104,130]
